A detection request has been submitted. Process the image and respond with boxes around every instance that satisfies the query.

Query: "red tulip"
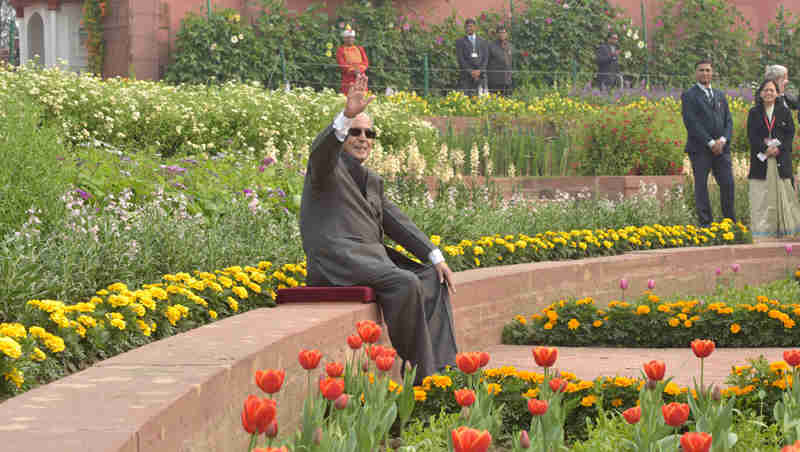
[532,346,558,368]
[298,349,322,370]
[622,406,641,424]
[785,350,800,367]
[691,339,715,358]
[241,395,276,434]
[451,426,492,452]
[368,344,385,361]
[454,388,476,407]
[527,398,548,416]
[319,377,345,401]
[380,347,398,358]
[643,360,666,381]
[456,352,482,374]
[662,402,690,427]
[680,432,712,452]
[376,354,395,372]
[549,377,568,393]
[347,334,362,349]
[356,320,381,343]
[334,393,349,410]
[255,369,285,394]
[478,351,490,368]
[253,447,288,452]
[326,361,344,378]
[781,440,800,452]
[264,419,278,438]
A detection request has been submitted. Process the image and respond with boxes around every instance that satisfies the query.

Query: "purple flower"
[655,19,663,28]
[715,268,722,276]
[277,189,286,198]
[619,278,629,290]
[731,263,740,273]
[75,189,91,200]
[647,279,655,290]
[160,164,187,175]
[243,189,254,197]
[173,183,187,190]
[786,244,793,255]
[545,17,553,24]
[436,36,444,45]
[261,157,275,167]
[402,23,411,31]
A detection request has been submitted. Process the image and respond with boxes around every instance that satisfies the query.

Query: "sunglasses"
[348,127,377,139]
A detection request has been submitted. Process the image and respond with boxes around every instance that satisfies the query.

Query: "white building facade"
[15,1,87,72]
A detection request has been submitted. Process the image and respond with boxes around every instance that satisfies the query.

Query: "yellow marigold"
[136,320,152,337]
[4,368,24,388]
[636,305,651,315]
[668,318,680,327]
[0,323,27,339]
[664,381,683,396]
[109,318,126,330]
[227,297,239,312]
[771,361,789,374]
[568,318,580,330]
[684,320,693,328]
[0,337,23,359]
[31,347,47,362]
[209,310,218,319]
[522,388,540,398]
[486,383,502,395]
[648,295,660,303]
[592,320,603,327]
[232,286,248,299]
[432,375,452,389]
[730,323,741,334]
[614,377,633,387]
[611,398,623,407]
[218,276,234,288]
[42,334,65,353]
[108,282,128,292]
[580,395,597,407]
[543,322,554,330]
[414,388,427,401]
[515,315,527,325]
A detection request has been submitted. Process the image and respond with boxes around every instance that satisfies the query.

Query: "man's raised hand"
[344,73,375,119]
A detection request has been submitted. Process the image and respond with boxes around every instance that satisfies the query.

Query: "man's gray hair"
[765,64,788,82]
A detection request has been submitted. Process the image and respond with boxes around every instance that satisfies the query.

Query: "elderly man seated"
[299,74,458,382]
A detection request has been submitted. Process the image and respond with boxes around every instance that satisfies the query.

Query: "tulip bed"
[502,271,800,349]
[240,319,800,451]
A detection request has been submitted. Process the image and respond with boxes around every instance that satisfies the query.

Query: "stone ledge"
[0,242,797,451]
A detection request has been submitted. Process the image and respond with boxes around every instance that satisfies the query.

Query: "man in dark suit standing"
[680,59,736,227]
[487,25,513,96]
[595,32,620,90]
[300,74,458,383]
[455,18,489,96]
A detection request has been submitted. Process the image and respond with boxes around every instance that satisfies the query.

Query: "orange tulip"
[319,377,345,401]
[643,360,666,381]
[690,339,715,358]
[532,346,558,368]
[781,440,800,452]
[662,402,690,427]
[680,432,712,452]
[454,388,476,407]
[298,349,322,370]
[368,344,385,361]
[451,426,492,452]
[356,320,381,343]
[334,393,349,410]
[241,395,276,434]
[785,350,800,367]
[347,334,363,349]
[549,377,568,393]
[264,419,278,438]
[478,351,490,368]
[622,406,641,424]
[527,398,548,416]
[255,369,285,394]
[376,354,395,372]
[456,352,482,374]
[326,361,344,378]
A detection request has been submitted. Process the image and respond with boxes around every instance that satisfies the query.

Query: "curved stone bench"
[0,242,796,452]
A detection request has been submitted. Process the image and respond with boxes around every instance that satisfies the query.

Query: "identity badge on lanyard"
[764,114,776,138]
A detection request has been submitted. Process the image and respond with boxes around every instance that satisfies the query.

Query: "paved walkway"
[488,345,788,387]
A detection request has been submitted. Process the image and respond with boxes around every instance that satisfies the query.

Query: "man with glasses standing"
[455,18,489,95]
[681,59,736,228]
[300,74,458,383]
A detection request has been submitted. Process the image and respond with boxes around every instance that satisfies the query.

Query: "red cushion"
[276,286,375,304]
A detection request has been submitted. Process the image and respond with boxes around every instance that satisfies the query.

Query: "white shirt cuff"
[333,111,353,142]
[707,139,716,148]
[718,137,727,144]
[757,152,768,162]
[428,248,445,265]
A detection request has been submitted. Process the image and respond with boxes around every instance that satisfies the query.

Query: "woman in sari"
[747,79,800,239]
[335,26,369,94]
